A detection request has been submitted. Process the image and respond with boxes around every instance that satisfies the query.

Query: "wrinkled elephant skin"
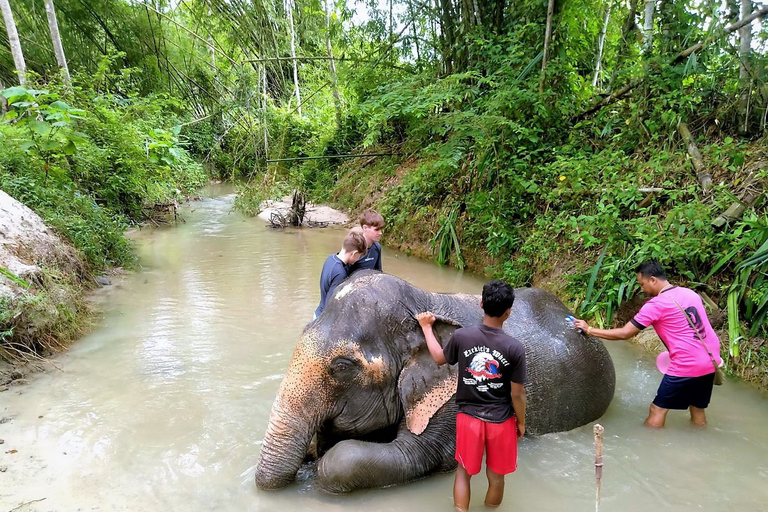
[256,271,615,493]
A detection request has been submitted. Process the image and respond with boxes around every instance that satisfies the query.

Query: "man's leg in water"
[453,465,471,512]
[484,466,505,507]
[689,406,707,427]
[645,403,669,428]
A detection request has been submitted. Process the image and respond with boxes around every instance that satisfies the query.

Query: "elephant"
[255,270,615,493]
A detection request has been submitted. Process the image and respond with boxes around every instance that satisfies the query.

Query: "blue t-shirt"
[349,241,382,272]
[315,254,349,317]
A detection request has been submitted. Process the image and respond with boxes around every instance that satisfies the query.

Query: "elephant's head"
[255,271,464,490]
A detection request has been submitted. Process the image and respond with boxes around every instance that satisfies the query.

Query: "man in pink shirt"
[574,261,722,428]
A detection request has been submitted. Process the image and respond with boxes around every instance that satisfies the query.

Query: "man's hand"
[517,421,525,439]
[573,318,590,333]
[415,311,446,365]
[415,311,436,329]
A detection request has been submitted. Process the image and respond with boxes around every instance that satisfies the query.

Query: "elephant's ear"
[398,317,462,436]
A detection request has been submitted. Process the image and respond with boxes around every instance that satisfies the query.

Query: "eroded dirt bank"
[0,189,90,385]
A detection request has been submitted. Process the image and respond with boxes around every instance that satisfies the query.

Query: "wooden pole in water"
[594,424,604,512]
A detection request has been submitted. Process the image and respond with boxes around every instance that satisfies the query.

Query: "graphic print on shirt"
[684,305,706,339]
[463,347,509,393]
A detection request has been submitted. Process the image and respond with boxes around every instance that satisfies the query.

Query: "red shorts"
[455,412,518,476]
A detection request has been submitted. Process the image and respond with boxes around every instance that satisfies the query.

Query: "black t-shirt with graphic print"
[443,324,527,423]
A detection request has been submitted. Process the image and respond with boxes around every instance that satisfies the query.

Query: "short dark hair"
[343,231,367,254]
[359,210,385,228]
[636,260,667,279]
[481,280,515,317]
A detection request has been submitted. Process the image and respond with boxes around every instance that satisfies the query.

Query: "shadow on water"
[1,185,767,511]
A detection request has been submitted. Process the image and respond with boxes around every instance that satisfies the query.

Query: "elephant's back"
[505,288,616,435]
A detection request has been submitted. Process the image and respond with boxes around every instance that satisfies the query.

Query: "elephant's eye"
[329,357,359,380]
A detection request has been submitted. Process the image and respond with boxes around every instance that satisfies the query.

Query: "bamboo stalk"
[678,122,712,192]
[594,424,604,512]
[539,0,556,93]
[711,187,764,228]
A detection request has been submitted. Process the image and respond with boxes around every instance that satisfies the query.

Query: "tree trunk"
[324,0,342,128]
[0,0,27,85]
[592,0,612,88]
[738,0,752,133]
[44,0,70,84]
[607,0,638,92]
[0,77,7,114]
[410,0,421,64]
[539,0,556,93]
[260,64,269,158]
[286,0,302,117]
[642,0,655,57]
[438,0,455,74]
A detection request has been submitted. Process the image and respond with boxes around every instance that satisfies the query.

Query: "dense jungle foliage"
[1,0,767,384]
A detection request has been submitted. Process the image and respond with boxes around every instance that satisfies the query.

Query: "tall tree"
[642,0,655,57]
[0,76,7,113]
[738,0,752,133]
[0,0,27,84]
[539,0,556,93]
[286,0,301,117]
[592,0,613,88]
[43,0,70,84]
[608,0,639,91]
[324,0,341,127]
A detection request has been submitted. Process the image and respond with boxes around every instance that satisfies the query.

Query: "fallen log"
[711,159,766,228]
[711,187,764,228]
[678,122,712,192]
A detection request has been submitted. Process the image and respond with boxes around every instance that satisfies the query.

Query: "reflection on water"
[1,185,767,511]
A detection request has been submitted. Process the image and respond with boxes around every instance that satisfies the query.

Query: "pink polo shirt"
[631,286,721,377]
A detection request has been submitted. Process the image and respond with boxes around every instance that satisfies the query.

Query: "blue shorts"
[653,373,715,410]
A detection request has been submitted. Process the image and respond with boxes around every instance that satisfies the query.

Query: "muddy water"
[1,187,767,512]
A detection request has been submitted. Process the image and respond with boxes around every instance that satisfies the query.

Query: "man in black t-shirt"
[416,280,526,512]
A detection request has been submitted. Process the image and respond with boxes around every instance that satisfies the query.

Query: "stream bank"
[0,190,91,385]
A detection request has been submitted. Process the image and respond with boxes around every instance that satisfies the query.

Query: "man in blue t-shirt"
[348,210,384,272]
[314,230,367,318]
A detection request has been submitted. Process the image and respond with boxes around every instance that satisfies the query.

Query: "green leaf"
[581,245,608,315]
[41,140,60,151]
[48,100,71,111]
[0,266,30,288]
[62,140,77,155]
[2,110,18,122]
[29,120,52,136]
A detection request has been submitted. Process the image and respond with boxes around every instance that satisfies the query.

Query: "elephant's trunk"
[256,396,320,489]
[256,338,330,490]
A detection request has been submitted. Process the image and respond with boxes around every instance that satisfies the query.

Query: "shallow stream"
[1,186,767,511]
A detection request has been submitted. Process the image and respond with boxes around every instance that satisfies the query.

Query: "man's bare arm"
[573,319,640,340]
[511,382,526,438]
[415,312,448,365]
